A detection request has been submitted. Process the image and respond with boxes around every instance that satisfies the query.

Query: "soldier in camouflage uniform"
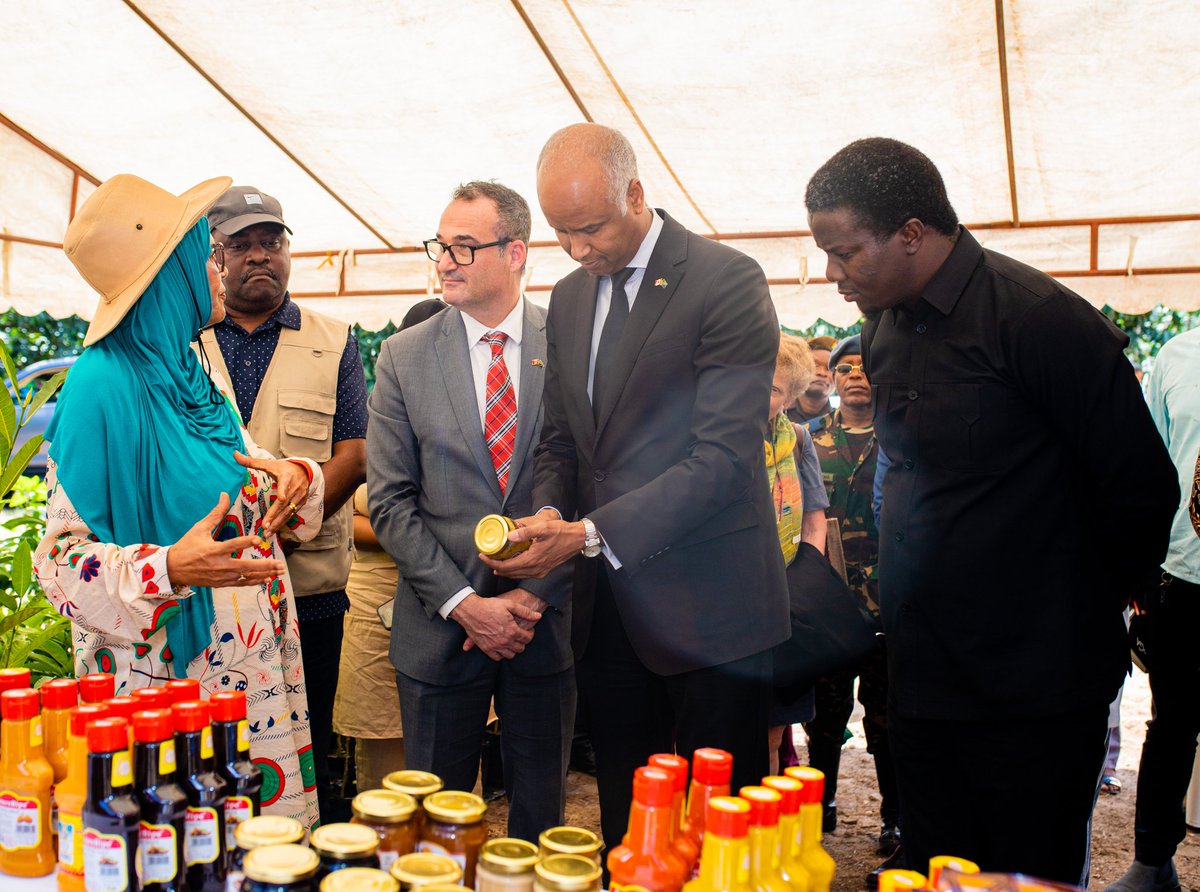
[803,335,901,858]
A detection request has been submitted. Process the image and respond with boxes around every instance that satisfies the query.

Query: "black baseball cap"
[208,186,293,236]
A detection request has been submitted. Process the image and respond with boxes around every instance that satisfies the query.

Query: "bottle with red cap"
[164,679,201,706]
[681,796,752,892]
[783,767,835,892]
[0,688,56,876]
[56,703,108,892]
[607,766,689,892]
[0,668,32,734]
[682,748,732,878]
[78,673,115,705]
[739,786,792,892]
[132,687,174,712]
[646,754,699,876]
[40,678,78,855]
[133,708,188,892]
[173,699,228,891]
[209,691,262,852]
[761,776,811,892]
[82,717,139,892]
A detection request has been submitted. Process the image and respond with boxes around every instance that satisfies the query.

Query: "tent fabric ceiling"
[2,0,1198,331]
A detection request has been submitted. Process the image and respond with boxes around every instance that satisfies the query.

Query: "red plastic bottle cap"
[647,754,689,793]
[70,704,110,738]
[39,678,79,710]
[760,776,803,814]
[784,766,825,804]
[209,691,247,723]
[105,696,138,722]
[0,667,32,694]
[78,673,116,703]
[738,786,782,827]
[131,687,173,710]
[692,748,733,785]
[1,688,40,720]
[172,699,210,733]
[633,766,676,807]
[132,709,176,743]
[706,796,750,839]
[164,679,201,705]
[88,718,129,754]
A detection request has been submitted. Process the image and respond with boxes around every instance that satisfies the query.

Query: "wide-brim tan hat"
[65,173,233,347]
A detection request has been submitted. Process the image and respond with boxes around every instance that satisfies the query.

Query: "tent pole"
[995,0,1020,226]
[510,0,593,122]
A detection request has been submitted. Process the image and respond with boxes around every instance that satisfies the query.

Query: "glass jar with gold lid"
[476,838,539,892]
[537,827,602,865]
[351,789,419,871]
[389,852,464,890]
[473,515,531,560]
[311,822,383,879]
[319,866,401,892]
[242,843,321,892]
[231,815,308,891]
[533,854,603,892]
[418,791,488,887]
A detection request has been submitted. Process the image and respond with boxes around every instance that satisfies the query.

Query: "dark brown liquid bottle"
[132,709,188,892]
[172,700,228,892]
[82,717,140,892]
[209,692,262,854]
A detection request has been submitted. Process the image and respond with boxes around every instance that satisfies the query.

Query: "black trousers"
[1134,574,1200,866]
[888,703,1108,885]
[298,610,345,824]
[576,567,771,854]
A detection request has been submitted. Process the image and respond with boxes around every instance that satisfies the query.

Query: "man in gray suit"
[367,181,574,841]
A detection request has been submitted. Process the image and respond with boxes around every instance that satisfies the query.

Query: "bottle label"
[138,821,179,884]
[111,749,133,788]
[379,848,399,872]
[237,719,251,753]
[226,868,245,892]
[200,726,215,760]
[159,740,177,775]
[184,806,220,865]
[83,827,129,892]
[29,716,43,747]
[224,796,253,850]
[0,790,42,850]
[59,812,84,874]
[417,839,467,871]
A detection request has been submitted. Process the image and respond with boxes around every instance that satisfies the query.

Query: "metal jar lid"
[310,823,382,858]
[422,791,487,824]
[235,815,307,850]
[534,855,602,890]
[243,844,320,883]
[388,852,464,885]
[320,867,401,892]
[537,826,600,856]
[382,769,444,799]
[353,789,418,824]
[478,837,538,874]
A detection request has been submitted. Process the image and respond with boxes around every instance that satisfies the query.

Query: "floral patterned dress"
[33,374,324,831]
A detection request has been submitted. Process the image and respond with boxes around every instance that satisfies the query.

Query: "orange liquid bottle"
[739,786,792,892]
[608,766,689,892]
[56,704,109,892]
[648,754,699,875]
[77,674,115,705]
[681,796,752,892]
[783,767,835,892]
[41,679,78,860]
[0,688,56,876]
[683,747,732,878]
[761,776,811,892]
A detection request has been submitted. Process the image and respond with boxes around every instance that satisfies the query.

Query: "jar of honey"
[230,814,308,891]
[351,790,419,871]
[417,791,487,887]
[473,515,531,560]
[476,838,539,892]
[242,843,321,892]
[537,826,602,865]
[311,822,382,879]
[389,852,464,890]
[533,854,603,892]
[319,865,401,892]
[381,771,443,824]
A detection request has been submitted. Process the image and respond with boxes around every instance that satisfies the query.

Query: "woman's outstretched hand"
[166,493,286,588]
[235,451,310,536]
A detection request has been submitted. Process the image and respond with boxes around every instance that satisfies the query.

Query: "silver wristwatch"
[580,518,602,558]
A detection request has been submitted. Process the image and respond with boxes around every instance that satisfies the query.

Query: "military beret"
[830,334,862,368]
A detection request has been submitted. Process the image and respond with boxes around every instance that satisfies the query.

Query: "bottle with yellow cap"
[389,851,464,889]
[228,814,307,892]
[783,767,835,892]
[926,856,979,889]
[241,843,320,891]
[475,837,539,892]
[739,786,792,892]
[760,776,811,892]
[533,853,603,892]
[878,870,926,892]
[418,791,487,887]
[320,865,401,892]
[681,796,753,892]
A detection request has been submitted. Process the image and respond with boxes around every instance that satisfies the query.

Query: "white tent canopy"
[3,0,1199,330]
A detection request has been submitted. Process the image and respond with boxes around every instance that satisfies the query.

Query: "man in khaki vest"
[203,187,367,823]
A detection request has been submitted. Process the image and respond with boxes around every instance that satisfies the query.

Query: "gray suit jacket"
[367,301,572,686]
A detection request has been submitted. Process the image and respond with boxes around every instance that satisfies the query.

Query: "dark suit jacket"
[533,211,789,676]
[367,301,572,686]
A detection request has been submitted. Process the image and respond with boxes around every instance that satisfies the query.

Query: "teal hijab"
[47,220,245,678]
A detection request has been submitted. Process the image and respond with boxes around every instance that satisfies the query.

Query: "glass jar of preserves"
[476,838,538,892]
[231,815,308,891]
[351,790,419,871]
[418,791,487,888]
[242,843,321,892]
[319,866,401,892]
[382,771,443,835]
[311,823,382,879]
[537,827,602,865]
[473,515,531,560]
[533,855,602,892]
[389,852,464,890]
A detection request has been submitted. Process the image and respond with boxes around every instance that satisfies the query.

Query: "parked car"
[11,357,77,477]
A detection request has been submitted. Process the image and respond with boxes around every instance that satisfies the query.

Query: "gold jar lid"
[234,815,307,850]
[478,838,538,874]
[389,852,464,885]
[382,770,444,799]
[538,826,600,856]
[321,867,401,892]
[417,886,469,891]
[353,789,418,824]
[310,822,382,858]
[474,515,514,554]
[243,844,320,883]
[422,791,486,824]
[534,854,602,890]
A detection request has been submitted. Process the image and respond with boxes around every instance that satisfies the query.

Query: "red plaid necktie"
[482,331,517,494]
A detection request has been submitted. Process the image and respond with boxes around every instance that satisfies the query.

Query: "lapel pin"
[531,358,544,367]
[655,277,668,288]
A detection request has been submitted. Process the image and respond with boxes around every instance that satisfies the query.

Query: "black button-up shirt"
[864,228,1177,720]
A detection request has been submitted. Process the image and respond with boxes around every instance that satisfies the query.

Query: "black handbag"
[772,541,883,699]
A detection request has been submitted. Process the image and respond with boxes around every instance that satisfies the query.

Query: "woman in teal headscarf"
[34,174,324,830]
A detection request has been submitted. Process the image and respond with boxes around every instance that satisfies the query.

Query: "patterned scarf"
[765,412,805,566]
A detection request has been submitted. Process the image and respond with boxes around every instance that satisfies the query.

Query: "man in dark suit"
[367,181,574,841]
[482,124,789,851]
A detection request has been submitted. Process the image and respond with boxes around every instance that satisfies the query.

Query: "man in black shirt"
[804,138,1178,884]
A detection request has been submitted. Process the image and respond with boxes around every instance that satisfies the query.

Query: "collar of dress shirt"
[919,225,985,316]
[618,208,665,276]
[460,297,525,348]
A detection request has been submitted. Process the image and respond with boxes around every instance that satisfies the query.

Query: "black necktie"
[593,267,636,420]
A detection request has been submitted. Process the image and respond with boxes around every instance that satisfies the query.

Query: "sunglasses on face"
[834,363,866,375]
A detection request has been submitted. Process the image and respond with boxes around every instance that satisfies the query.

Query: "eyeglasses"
[834,363,866,375]
[222,236,286,256]
[423,238,511,266]
[210,243,225,272]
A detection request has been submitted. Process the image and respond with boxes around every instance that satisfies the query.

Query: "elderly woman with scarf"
[34,175,324,829]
